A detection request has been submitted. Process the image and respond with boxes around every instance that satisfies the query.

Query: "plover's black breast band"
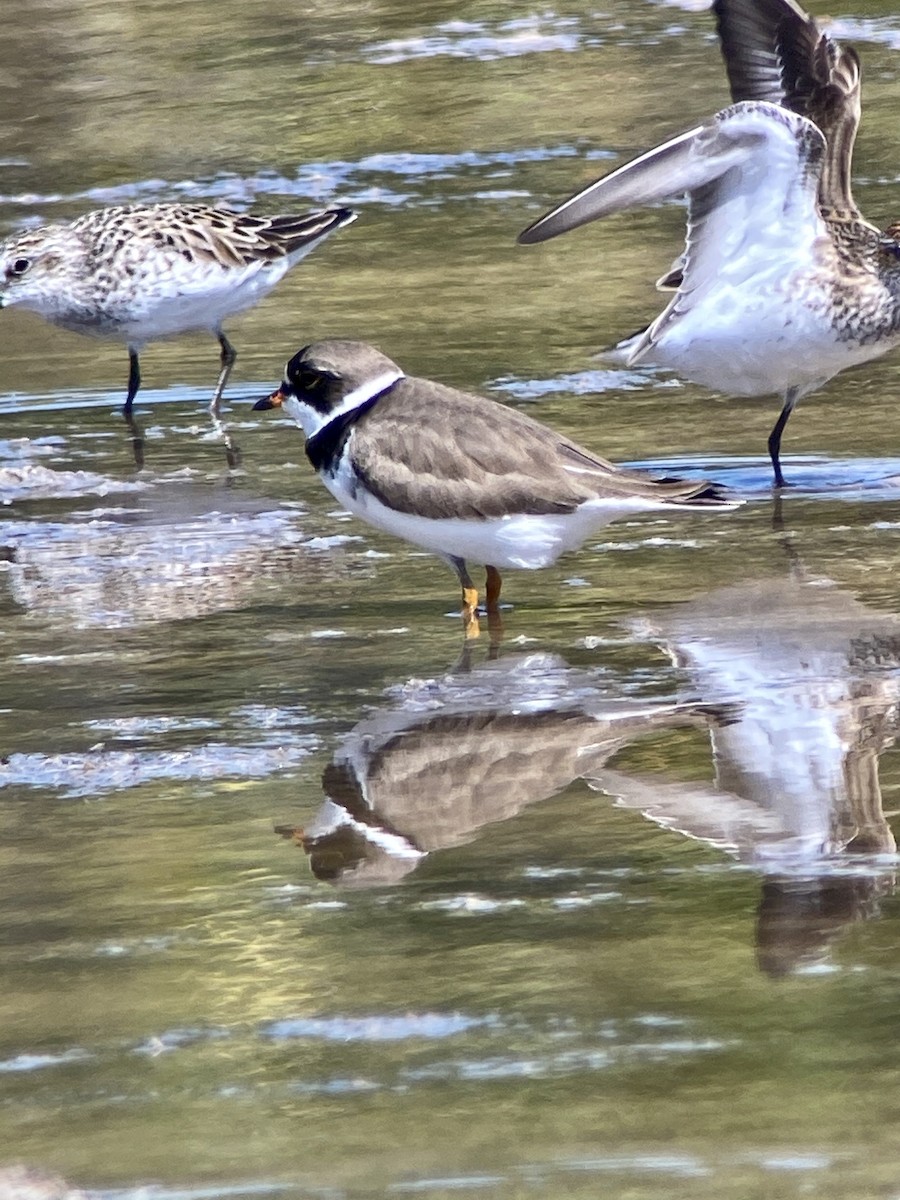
[305,377,403,475]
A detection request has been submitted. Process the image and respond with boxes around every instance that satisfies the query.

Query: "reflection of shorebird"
[0,203,356,419]
[518,0,900,488]
[593,576,900,974]
[276,653,695,886]
[254,339,739,635]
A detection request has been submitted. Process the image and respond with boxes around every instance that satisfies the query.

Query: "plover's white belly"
[323,467,677,570]
[635,272,900,398]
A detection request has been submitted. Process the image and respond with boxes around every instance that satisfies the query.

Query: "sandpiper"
[0,202,357,416]
[518,0,900,488]
[253,339,740,635]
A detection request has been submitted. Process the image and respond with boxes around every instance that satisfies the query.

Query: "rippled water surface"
[5,0,900,1197]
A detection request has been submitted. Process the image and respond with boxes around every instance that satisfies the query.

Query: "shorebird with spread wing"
[519,0,900,488]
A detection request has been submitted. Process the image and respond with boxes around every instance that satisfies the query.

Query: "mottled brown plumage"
[0,202,357,415]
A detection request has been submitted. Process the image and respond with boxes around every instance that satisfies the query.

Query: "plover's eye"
[879,238,900,260]
[9,257,31,276]
[298,368,327,393]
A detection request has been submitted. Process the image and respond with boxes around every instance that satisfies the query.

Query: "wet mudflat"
[4,1,900,1197]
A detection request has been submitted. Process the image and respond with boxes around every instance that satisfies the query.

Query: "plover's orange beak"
[253,388,286,411]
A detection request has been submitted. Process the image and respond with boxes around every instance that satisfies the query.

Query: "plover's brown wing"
[349,380,735,518]
[714,0,862,218]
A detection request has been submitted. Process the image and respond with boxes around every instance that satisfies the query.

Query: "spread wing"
[519,101,825,263]
[714,0,863,218]
[519,103,829,365]
[625,104,827,361]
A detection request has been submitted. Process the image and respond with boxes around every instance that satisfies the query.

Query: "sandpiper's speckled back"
[0,202,356,344]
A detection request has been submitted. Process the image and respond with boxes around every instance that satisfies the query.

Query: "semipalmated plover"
[0,203,357,416]
[518,0,900,488]
[254,339,740,634]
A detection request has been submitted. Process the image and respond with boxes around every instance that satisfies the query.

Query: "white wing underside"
[521,102,833,391]
[628,104,827,361]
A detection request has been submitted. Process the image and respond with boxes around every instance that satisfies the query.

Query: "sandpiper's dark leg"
[450,556,480,638]
[768,387,800,489]
[123,349,145,469]
[210,330,242,467]
[210,331,237,416]
[124,349,141,414]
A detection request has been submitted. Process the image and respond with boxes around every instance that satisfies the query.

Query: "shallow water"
[4,0,900,1197]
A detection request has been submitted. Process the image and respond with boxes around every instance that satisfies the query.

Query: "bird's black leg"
[484,564,504,654]
[210,331,237,416]
[768,387,800,489]
[124,349,141,414]
[123,349,145,469]
[209,330,242,468]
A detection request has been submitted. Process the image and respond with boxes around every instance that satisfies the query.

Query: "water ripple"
[0,144,594,216]
[0,740,315,799]
[362,15,589,64]
[262,1012,491,1043]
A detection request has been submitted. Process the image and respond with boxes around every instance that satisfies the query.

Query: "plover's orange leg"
[451,557,481,638]
[485,565,504,649]
[274,824,305,846]
[485,566,503,611]
[461,586,480,638]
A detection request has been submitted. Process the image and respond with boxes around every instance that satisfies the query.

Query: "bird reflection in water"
[279,573,900,976]
[276,652,694,887]
[605,575,900,976]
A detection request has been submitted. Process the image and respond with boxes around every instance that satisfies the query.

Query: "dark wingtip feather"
[655,475,744,507]
[686,480,744,507]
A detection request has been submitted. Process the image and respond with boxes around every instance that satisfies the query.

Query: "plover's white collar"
[282,369,405,439]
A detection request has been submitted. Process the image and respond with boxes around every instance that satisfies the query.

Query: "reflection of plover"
[0,203,357,415]
[519,0,900,488]
[254,339,740,634]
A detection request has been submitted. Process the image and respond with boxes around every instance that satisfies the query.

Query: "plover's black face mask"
[253,347,340,414]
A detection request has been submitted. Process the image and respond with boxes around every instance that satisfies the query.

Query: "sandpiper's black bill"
[253,389,285,410]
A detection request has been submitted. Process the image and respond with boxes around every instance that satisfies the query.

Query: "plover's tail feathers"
[613,469,742,509]
[556,441,742,510]
[652,477,742,508]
